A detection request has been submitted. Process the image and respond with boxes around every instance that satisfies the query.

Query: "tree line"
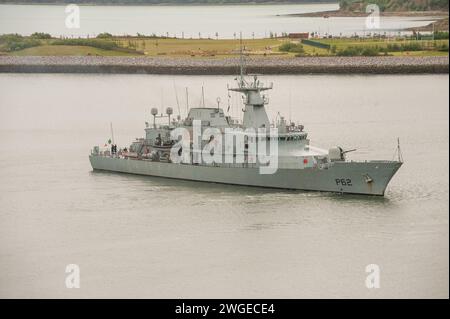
[339,0,449,12]
[0,0,333,5]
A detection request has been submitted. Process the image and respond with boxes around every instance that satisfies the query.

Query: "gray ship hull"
[89,155,402,196]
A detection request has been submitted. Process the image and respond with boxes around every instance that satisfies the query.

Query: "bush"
[279,42,304,54]
[0,34,40,51]
[279,42,296,52]
[0,33,23,42]
[5,39,40,51]
[96,33,113,39]
[387,42,425,52]
[337,46,381,56]
[386,43,402,51]
[30,32,52,39]
[437,42,449,51]
[52,38,118,50]
[434,31,449,40]
[402,42,424,51]
[336,46,363,56]
[361,46,381,56]
[289,45,305,54]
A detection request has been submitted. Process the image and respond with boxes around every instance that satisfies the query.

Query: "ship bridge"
[186,107,230,128]
[228,75,273,129]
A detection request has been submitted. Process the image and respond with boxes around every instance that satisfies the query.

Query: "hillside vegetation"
[0,0,334,5]
[339,0,449,12]
[1,0,448,11]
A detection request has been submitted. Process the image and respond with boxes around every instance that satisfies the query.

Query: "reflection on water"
[0,74,448,298]
[91,169,394,208]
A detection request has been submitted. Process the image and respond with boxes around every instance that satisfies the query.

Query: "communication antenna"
[227,84,231,113]
[173,81,181,117]
[288,89,292,124]
[233,91,238,119]
[151,107,158,128]
[166,107,173,125]
[110,122,115,145]
[201,86,206,108]
[216,97,221,110]
[185,87,189,115]
[239,31,245,85]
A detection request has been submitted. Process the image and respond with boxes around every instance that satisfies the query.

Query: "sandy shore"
[285,10,449,18]
[0,56,448,74]
[406,17,449,31]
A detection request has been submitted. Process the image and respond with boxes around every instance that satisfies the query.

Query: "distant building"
[288,33,309,39]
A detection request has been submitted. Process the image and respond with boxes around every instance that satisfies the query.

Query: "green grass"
[318,38,448,48]
[1,35,448,57]
[7,45,140,56]
[306,38,449,56]
[115,37,286,57]
[389,50,450,56]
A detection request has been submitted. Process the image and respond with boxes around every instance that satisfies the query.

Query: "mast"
[201,86,205,108]
[185,87,189,115]
[239,31,244,85]
[228,75,272,128]
[228,31,274,128]
[110,122,115,145]
[173,82,181,117]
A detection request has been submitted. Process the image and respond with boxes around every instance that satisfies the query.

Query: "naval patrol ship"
[89,73,402,196]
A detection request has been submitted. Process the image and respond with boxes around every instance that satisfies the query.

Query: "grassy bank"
[0,33,448,58]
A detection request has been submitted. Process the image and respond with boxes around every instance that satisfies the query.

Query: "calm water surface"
[0,74,448,298]
[0,3,440,38]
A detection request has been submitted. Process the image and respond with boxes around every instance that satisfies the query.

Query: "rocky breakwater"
[0,56,448,74]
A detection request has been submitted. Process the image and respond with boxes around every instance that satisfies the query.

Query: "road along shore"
[0,56,448,75]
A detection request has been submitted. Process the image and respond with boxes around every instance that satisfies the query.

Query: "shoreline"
[405,17,449,32]
[285,10,449,18]
[0,2,338,7]
[284,9,450,32]
[0,56,448,75]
